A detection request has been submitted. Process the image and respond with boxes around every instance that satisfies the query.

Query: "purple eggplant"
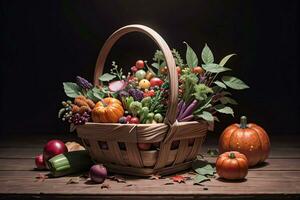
[180,100,198,120]
[176,100,184,118]
[177,101,187,120]
[179,115,194,122]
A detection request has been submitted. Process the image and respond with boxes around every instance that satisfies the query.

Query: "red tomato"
[150,77,164,87]
[136,60,144,69]
[192,66,204,74]
[144,90,155,97]
[130,117,140,124]
[137,143,151,150]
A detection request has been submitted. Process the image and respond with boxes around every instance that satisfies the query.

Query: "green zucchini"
[47,150,93,177]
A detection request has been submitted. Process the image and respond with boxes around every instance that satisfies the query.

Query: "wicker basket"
[76,24,210,176]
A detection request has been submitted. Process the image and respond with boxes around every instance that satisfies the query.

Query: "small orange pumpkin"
[92,97,124,123]
[219,116,271,167]
[216,151,248,180]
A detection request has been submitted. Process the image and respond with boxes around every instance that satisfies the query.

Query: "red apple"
[137,143,151,150]
[150,77,164,87]
[35,154,46,170]
[136,60,144,69]
[43,139,68,162]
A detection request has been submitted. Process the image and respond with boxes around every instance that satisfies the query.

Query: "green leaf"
[202,63,231,73]
[151,63,159,69]
[219,54,236,67]
[99,73,116,82]
[192,159,216,176]
[220,91,232,96]
[184,42,198,67]
[63,82,81,98]
[222,76,249,90]
[193,84,213,101]
[201,43,214,64]
[214,81,227,89]
[197,111,214,122]
[214,104,234,116]
[92,87,105,100]
[219,96,238,105]
[193,174,210,184]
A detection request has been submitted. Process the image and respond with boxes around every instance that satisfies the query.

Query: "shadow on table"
[216,177,247,183]
[250,161,269,169]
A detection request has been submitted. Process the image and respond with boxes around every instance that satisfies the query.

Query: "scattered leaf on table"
[207,149,219,157]
[125,184,136,187]
[101,184,111,189]
[108,175,126,183]
[66,177,80,184]
[171,175,186,183]
[79,173,89,180]
[149,174,162,180]
[193,174,210,184]
[35,173,48,182]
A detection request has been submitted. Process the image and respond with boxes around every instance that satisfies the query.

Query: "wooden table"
[0,133,299,200]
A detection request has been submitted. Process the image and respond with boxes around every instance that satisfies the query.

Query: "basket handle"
[93,24,178,125]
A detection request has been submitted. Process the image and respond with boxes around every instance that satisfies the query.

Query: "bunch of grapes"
[68,112,90,125]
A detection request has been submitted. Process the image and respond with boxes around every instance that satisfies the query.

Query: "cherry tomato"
[131,66,138,73]
[136,60,144,69]
[144,90,155,97]
[192,66,204,74]
[137,143,151,150]
[150,77,164,87]
[130,117,140,124]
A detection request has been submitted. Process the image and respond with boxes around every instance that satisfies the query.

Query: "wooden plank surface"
[0,134,299,199]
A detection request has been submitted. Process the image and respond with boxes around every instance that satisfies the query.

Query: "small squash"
[92,97,124,123]
[216,151,248,180]
[219,116,270,167]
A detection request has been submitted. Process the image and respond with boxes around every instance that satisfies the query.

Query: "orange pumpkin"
[219,116,270,167]
[216,151,248,180]
[92,97,124,123]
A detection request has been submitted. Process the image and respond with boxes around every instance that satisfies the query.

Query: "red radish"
[108,80,127,92]
[129,117,139,124]
[131,66,138,73]
[43,140,68,162]
[138,143,151,150]
[136,60,144,69]
[150,77,163,87]
[35,154,46,170]
[90,164,107,183]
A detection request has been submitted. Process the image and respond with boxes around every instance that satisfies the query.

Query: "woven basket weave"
[77,24,210,176]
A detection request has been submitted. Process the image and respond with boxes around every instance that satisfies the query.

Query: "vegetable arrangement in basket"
[58,43,249,131]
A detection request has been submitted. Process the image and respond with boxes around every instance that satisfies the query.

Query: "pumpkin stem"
[240,116,247,128]
[229,152,236,159]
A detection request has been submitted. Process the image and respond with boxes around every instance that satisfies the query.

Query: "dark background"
[1,0,299,137]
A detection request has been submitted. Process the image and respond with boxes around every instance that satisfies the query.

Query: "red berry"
[131,66,138,73]
[126,115,132,122]
[136,60,144,69]
[130,117,140,124]
[144,90,155,97]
